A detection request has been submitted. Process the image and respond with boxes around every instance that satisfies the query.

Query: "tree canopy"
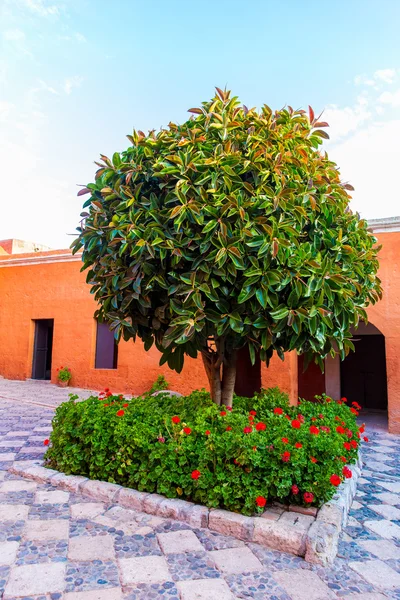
[72,88,382,406]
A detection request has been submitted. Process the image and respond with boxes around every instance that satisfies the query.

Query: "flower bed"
[44,387,365,515]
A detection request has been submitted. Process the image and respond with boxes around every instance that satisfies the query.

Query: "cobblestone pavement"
[0,381,400,599]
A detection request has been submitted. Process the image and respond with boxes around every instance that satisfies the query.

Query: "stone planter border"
[9,452,361,566]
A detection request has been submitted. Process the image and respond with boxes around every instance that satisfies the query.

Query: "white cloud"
[354,74,375,86]
[374,68,397,84]
[378,89,400,107]
[329,119,400,219]
[323,101,371,140]
[18,0,59,17]
[58,32,87,43]
[3,29,25,41]
[0,101,14,122]
[64,75,83,95]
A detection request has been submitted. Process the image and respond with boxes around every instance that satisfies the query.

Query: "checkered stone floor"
[0,382,400,599]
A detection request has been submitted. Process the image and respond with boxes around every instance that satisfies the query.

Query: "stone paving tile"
[166,551,221,581]
[176,578,234,600]
[123,581,179,600]
[349,559,400,589]
[114,531,162,558]
[65,560,120,592]
[119,555,171,585]
[1,384,400,599]
[273,569,337,600]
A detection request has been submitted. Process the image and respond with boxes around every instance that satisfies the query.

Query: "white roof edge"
[368,216,400,232]
[0,253,81,268]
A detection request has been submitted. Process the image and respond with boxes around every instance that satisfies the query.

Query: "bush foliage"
[45,388,364,514]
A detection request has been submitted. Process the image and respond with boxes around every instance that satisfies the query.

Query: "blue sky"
[1,0,400,248]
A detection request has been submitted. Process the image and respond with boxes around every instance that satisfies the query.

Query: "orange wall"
[2,230,397,423]
[361,231,400,433]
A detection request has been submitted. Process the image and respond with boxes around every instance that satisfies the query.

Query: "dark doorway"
[234,346,261,397]
[32,319,54,380]
[298,355,325,401]
[341,335,388,410]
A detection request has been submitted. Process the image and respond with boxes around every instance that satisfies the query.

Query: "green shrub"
[148,375,169,395]
[45,388,363,515]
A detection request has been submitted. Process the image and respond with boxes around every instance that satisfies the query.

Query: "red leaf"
[343,183,355,191]
[77,187,91,196]
[313,129,330,139]
[188,108,203,114]
[314,121,329,127]
[215,87,225,101]
[308,105,315,123]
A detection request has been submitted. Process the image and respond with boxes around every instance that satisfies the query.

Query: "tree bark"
[201,351,222,405]
[221,350,237,408]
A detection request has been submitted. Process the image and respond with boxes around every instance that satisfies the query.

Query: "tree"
[72,88,382,407]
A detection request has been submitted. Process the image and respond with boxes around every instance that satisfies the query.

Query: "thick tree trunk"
[201,351,222,405]
[221,350,237,408]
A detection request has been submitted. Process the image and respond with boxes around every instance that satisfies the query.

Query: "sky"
[1,0,400,249]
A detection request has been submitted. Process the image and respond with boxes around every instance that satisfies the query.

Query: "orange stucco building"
[0,216,399,432]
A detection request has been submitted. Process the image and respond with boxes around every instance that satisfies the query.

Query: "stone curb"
[9,451,362,565]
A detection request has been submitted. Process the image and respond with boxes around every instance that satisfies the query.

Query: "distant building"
[1,217,399,433]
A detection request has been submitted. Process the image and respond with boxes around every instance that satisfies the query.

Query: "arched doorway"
[297,322,388,422]
[341,322,388,411]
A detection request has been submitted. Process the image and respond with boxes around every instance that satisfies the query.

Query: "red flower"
[249,410,257,416]
[295,442,303,449]
[350,440,358,448]
[252,446,257,451]
[346,429,353,438]
[291,420,301,429]
[291,484,299,495]
[318,414,324,419]
[103,404,109,407]
[297,414,305,423]
[343,442,351,451]
[183,427,192,435]
[310,456,318,463]
[226,406,232,411]
[281,437,289,444]
[191,470,201,480]
[339,456,347,462]
[359,425,365,433]
[311,417,317,422]
[158,437,165,443]
[330,474,341,486]
[285,415,291,420]
[336,426,345,434]
[352,401,361,410]
[363,436,369,442]
[220,411,227,417]
[123,403,129,408]
[341,397,347,402]
[119,395,123,400]
[350,408,359,415]
[309,426,319,435]
[255,422,266,431]
[274,407,283,415]
[303,492,314,503]
[343,466,352,479]
[106,392,112,397]
[335,416,340,421]
[116,410,125,417]
[172,416,180,424]
[205,430,211,436]
[104,388,110,392]
[243,426,253,434]
[255,495,267,507]
[282,451,291,462]
[43,439,49,446]
[321,426,330,433]
[226,426,232,431]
